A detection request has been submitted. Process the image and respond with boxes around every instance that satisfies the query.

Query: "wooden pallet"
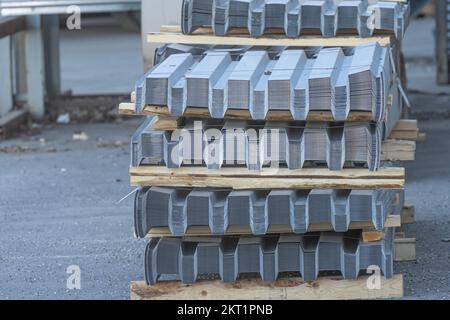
[130,166,405,190]
[130,274,404,300]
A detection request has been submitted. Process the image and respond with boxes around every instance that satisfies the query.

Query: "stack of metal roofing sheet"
[131,119,384,171]
[181,0,410,39]
[134,44,401,123]
[134,187,403,237]
[129,0,412,288]
[145,228,395,285]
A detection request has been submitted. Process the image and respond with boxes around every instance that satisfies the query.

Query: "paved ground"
[399,119,450,300]
[0,17,449,300]
[0,120,145,299]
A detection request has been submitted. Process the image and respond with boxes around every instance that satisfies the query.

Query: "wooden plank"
[381,140,416,161]
[389,120,420,141]
[119,102,376,122]
[118,102,136,115]
[392,120,418,131]
[130,166,405,179]
[0,109,28,139]
[0,16,27,39]
[388,129,419,141]
[381,140,416,152]
[150,116,181,131]
[401,205,416,225]
[130,274,403,300]
[380,151,414,161]
[362,230,384,243]
[148,215,401,237]
[395,238,417,262]
[130,166,405,190]
[151,24,395,46]
[131,175,404,190]
[148,31,393,47]
[159,25,397,37]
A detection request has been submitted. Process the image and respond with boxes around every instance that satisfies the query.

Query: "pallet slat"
[395,238,417,262]
[119,102,378,122]
[130,275,403,300]
[401,205,416,224]
[130,167,405,190]
[148,26,394,47]
[147,215,401,238]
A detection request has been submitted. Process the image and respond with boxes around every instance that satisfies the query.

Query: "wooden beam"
[395,238,417,262]
[401,205,416,225]
[389,120,424,142]
[392,119,418,131]
[389,129,419,141]
[159,25,401,37]
[119,102,376,122]
[148,215,401,237]
[118,102,135,115]
[130,166,405,190]
[149,26,394,47]
[362,230,385,243]
[381,140,416,161]
[150,116,181,131]
[130,274,403,300]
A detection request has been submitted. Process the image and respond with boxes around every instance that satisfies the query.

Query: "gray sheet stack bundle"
[128,0,412,291]
[180,0,410,39]
[145,229,396,284]
[131,119,386,171]
[134,187,404,237]
[134,44,401,126]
